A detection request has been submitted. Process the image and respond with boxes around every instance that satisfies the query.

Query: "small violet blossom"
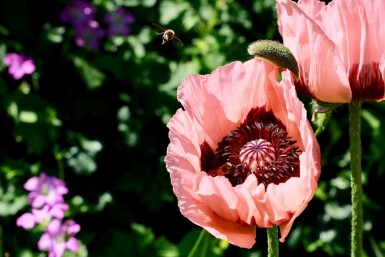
[24,172,68,208]
[104,7,135,36]
[3,53,35,80]
[60,0,104,50]
[60,1,135,49]
[60,0,96,28]
[38,219,81,257]
[74,20,105,50]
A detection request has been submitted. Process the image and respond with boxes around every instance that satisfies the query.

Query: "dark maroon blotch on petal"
[350,62,385,102]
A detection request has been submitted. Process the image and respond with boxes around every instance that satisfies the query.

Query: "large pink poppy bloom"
[276,0,385,103]
[165,59,321,248]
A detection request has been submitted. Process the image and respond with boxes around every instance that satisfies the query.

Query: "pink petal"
[24,176,39,191]
[196,175,247,223]
[38,233,52,250]
[21,60,36,74]
[30,195,46,208]
[11,70,25,80]
[170,170,256,248]
[266,71,305,151]
[381,55,385,99]
[276,0,352,103]
[32,205,52,222]
[365,0,385,55]
[47,219,62,235]
[52,242,66,257]
[166,109,202,176]
[45,191,64,206]
[66,237,80,252]
[16,213,36,229]
[177,60,278,150]
[276,72,320,241]
[3,53,18,66]
[238,175,272,227]
[315,0,379,67]
[54,184,69,195]
[50,203,69,219]
[65,220,81,234]
[297,0,325,17]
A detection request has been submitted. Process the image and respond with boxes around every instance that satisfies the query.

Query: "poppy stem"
[267,226,279,257]
[348,102,363,257]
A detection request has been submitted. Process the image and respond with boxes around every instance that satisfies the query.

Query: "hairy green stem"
[349,102,363,257]
[267,226,279,257]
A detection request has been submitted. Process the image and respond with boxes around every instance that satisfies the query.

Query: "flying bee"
[152,23,184,47]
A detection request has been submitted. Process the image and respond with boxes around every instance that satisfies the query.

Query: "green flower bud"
[248,40,299,79]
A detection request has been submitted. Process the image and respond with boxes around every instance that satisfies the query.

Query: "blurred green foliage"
[0,0,385,256]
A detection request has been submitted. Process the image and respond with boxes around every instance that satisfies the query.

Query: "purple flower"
[74,20,105,50]
[104,7,135,36]
[60,0,96,29]
[16,213,36,229]
[16,204,69,229]
[38,219,81,257]
[3,53,35,80]
[24,172,68,208]
[18,172,82,257]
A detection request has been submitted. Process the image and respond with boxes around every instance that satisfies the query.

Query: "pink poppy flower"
[165,59,321,248]
[276,0,385,103]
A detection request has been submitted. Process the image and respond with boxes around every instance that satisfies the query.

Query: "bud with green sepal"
[248,39,299,79]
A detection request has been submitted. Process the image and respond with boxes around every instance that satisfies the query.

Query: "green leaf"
[72,56,106,90]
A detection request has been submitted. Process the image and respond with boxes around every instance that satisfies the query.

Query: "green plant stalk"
[349,102,363,257]
[188,229,208,257]
[267,226,279,257]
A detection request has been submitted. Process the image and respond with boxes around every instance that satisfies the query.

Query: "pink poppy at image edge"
[3,53,36,80]
[276,0,385,103]
[165,59,321,248]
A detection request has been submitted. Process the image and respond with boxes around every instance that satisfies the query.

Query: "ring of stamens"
[204,116,301,188]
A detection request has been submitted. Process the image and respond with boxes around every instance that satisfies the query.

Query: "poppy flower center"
[201,107,301,188]
[239,139,275,172]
